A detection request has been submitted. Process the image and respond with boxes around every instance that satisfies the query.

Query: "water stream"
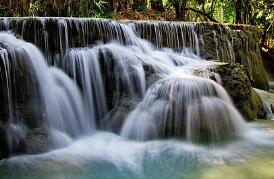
[0,18,274,179]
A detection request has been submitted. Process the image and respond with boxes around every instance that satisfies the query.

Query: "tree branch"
[185,7,219,23]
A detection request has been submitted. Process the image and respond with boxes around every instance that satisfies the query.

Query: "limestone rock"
[215,63,265,121]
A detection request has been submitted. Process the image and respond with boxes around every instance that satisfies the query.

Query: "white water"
[1,126,274,179]
[0,20,252,147]
[121,75,246,142]
[0,47,13,119]
[0,18,274,179]
[64,48,108,128]
[0,32,94,147]
[61,25,210,129]
[254,88,274,120]
[263,101,274,120]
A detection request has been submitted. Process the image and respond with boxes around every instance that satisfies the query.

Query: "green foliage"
[3,0,274,36]
[91,0,111,18]
[91,10,113,18]
[94,0,108,11]
[67,0,109,17]
[134,3,148,12]
[166,0,273,33]
[222,2,235,23]
[29,0,43,16]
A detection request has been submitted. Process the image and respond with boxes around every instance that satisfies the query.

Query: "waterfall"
[0,18,254,155]
[0,48,13,119]
[262,101,274,120]
[0,47,27,154]
[0,18,204,64]
[254,88,274,120]
[1,17,274,179]
[0,32,95,148]
[0,18,267,91]
[120,75,245,143]
[64,48,108,128]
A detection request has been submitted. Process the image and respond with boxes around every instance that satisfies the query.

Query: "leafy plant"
[91,9,113,18]
[134,3,148,12]
[94,0,108,11]
[29,0,43,16]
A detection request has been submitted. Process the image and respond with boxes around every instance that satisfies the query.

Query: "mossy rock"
[215,63,265,121]
[202,24,268,91]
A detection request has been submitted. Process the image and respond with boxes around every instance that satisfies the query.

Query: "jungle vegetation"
[0,0,273,48]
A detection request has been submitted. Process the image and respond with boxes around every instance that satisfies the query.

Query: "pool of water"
[1,123,274,179]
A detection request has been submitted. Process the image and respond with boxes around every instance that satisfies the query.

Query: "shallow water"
[1,123,274,179]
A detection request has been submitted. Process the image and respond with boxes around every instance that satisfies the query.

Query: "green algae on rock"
[215,63,265,121]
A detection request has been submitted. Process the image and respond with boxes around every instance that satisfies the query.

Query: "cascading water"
[64,48,108,128]
[0,17,255,148]
[262,101,274,120]
[0,18,273,179]
[0,47,27,155]
[254,88,274,120]
[121,75,245,143]
[0,32,94,148]
[61,25,207,129]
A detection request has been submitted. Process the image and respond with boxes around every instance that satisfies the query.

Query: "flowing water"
[0,18,274,179]
[254,88,274,120]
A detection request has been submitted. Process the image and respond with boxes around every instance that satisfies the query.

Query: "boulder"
[202,25,269,91]
[107,66,161,133]
[254,88,274,112]
[215,63,265,121]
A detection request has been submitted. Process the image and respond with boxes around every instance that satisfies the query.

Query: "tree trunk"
[174,0,181,20]
[151,0,165,12]
[181,0,187,21]
[21,0,29,16]
[172,0,188,21]
[235,0,242,24]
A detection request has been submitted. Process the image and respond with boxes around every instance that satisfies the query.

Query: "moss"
[215,63,265,121]
[242,103,257,121]
[251,89,265,118]
[202,24,269,90]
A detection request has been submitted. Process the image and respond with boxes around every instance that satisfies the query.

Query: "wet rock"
[14,104,49,154]
[0,45,49,159]
[120,75,245,143]
[26,127,48,154]
[254,88,274,112]
[107,66,161,133]
[215,63,265,121]
[262,50,274,80]
[0,123,9,159]
[202,25,268,91]
[108,94,142,133]
[0,18,268,89]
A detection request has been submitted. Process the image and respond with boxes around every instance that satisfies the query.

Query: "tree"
[151,0,165,12]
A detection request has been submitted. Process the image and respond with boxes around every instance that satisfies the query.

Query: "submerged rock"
[105,65,161,133]
[121,75,245,143]
[107,94,142,133]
